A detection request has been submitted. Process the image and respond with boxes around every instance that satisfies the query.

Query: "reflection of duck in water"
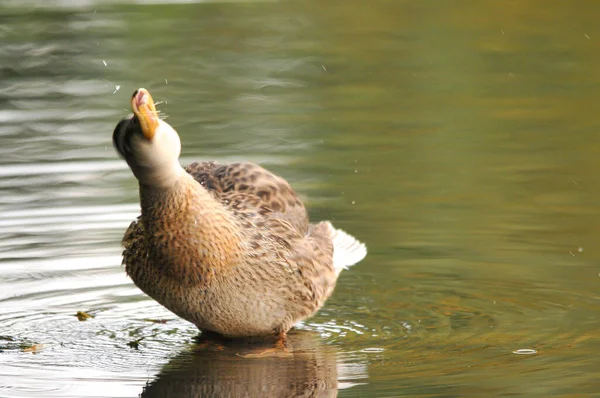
[140,331,338,398]
[113,88,367,340]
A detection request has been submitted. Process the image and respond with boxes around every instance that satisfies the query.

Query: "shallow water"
[1,0,599,396]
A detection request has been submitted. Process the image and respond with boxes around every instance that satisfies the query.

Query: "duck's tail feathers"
[326,222,367,275]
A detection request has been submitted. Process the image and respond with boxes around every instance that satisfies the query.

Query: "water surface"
[1,0,599,396]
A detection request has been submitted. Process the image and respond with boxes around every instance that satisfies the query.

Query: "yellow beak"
[131,88,159,140]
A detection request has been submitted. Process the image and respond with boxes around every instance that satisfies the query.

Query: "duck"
[112,88,367,340]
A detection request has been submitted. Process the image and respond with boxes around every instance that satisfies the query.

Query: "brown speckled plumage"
[114,88,366,338]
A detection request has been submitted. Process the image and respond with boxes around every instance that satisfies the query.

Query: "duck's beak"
[131,88,159,141]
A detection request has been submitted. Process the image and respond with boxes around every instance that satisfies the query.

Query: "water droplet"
[360,347,384,353]
[513,349,537,355]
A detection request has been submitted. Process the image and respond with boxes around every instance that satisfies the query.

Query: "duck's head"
[113,88,184,188]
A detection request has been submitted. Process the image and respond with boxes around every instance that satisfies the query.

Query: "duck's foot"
[236,332,292,358]
[193,330,230,352]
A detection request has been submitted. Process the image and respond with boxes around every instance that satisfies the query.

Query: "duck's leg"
[236,332,292,358]
[194,330,228,352]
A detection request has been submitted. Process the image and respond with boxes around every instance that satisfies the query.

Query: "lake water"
[1,1,599,397]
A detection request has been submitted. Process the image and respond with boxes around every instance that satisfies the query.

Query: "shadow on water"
[141,331,339,398]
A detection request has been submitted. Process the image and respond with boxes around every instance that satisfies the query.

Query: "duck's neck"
[138,171,205,212]
[131,160,186,190]
[138,174,243,282]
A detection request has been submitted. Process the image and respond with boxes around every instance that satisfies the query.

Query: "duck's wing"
[183,161,366,318]
[185,161,309,235]
[120,217,147,281]
[183,161,222,191]
[280,220,366,313]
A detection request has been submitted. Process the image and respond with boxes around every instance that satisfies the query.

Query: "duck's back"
[184,161,309,235]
